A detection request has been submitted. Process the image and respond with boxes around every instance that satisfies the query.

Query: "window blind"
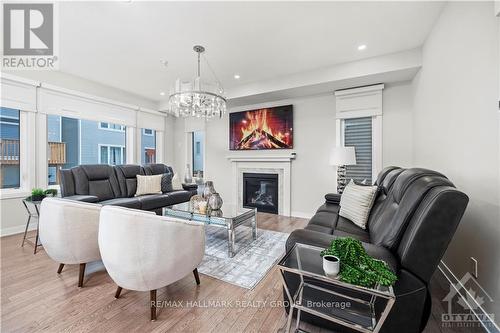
[344,117,372,184]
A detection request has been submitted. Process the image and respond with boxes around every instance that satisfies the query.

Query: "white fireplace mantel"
[226,152,296,162]
[228,152,294,216]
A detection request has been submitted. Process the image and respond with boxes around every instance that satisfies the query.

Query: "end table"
[21,198,43,254]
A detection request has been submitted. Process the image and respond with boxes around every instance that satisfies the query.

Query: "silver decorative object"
[208,192,223,210]
[168,45,226,119]
[184,164,192,184]
[203,181,215,199]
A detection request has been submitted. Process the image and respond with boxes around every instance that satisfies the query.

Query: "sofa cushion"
[339,181,378,229]
[161,173,173,193]
[73,165,120,201]
[305,224,334,234]
[63,195,100,203]
[335,217,371,242]
[135,174,162,196]
[100,197,142,209]
[144,164,172,176]
[136,194,169,210]
[308,211,338,229]
[114,165,144,197]
[164,190,192,205]
[333,230,370,243]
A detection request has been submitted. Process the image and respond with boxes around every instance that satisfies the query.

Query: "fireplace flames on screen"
[236,110,291,149]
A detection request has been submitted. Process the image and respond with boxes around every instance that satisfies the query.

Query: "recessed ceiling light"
[357,44,367,51]
[160,92,165,96]
[233,74,240,79]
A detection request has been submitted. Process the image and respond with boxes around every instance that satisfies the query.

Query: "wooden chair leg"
[150,290,157,321]
[115,286,122,299]
[57,263,65,274]
[78,263,86,288]
[193,268,200,285]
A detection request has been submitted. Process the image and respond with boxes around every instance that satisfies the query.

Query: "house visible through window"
[99,145,125,165]
[343,117,373,184]
[0,107,21,189]
[99,122,125,132]
[47,115,127,185]
[192,131,204,177]
[141,129,156,164]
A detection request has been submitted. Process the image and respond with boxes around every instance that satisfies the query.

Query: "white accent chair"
[98,205,205,321]
[39,197,102,287]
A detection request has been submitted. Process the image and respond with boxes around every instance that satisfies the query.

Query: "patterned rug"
[198,225,289,289]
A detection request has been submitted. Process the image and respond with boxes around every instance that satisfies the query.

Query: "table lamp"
[329,146,357,194]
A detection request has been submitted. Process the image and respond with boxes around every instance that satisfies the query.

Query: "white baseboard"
[438,261,499,333]
[290,211,314,219]
[0,224,36,237]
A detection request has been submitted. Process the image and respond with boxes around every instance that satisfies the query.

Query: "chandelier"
[169,45,227,118]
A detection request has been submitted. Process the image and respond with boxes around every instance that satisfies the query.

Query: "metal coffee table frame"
[278,243,395,333]
[163,205,257,257]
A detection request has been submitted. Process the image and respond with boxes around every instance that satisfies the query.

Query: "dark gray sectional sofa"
[60,163,196,212]
[285,167,469,333]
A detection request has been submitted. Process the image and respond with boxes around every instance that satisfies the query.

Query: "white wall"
[411,1,499,321]
[174,83,414,217]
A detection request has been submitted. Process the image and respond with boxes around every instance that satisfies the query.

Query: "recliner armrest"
[324,193,341,204]
[63,195,100,203]
[182,184,198,192]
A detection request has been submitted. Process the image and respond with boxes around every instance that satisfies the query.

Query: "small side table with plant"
[22,188,58,254]
[277,238,397,333]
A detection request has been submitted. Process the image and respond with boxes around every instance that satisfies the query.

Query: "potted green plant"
[321,237,397,288]
[30,188,46,202]
[44,188,58,197]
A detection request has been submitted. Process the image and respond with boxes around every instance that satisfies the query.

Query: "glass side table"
[278,243,395,333]
[21,198,43,254]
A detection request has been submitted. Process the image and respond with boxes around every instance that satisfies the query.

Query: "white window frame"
[99,122,125,132]
[98,144,126,165]
[336,116,382,182]
[0,110,35,198]
[142,128,154,136]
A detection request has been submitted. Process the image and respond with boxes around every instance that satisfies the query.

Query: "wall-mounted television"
[229,105,293,150]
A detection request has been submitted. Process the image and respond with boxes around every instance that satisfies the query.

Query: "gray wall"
[411,1,499,321]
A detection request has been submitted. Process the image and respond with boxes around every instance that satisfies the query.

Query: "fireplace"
[243,173,279,214]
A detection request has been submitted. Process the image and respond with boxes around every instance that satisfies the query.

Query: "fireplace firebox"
[243,173,278,214]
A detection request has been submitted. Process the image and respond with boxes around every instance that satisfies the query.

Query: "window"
[141,129,156,164]
[343,117,373,184]
[99,145,125,165]
[47,115,126,185]
[143,128,154,136]
[99,122,125,132]
[0,107,20,189]
[191,131,204,177]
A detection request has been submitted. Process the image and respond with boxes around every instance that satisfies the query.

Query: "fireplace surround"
[243,173,279,214]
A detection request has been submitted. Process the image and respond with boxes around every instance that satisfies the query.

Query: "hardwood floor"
[0,213,479,332]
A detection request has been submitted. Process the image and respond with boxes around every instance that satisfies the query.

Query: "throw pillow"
[171,173,183,190]
[339,180,378,230]
[161,173,173,193]
[135,174,162,196]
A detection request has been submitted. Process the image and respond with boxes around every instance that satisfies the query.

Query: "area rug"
[198,226,289,289]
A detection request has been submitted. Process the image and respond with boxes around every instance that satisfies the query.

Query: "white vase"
[322,255,340,278]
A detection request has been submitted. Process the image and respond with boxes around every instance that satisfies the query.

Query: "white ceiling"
[58,1,445,102]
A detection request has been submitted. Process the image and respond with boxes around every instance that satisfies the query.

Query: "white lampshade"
[329,146,357,166]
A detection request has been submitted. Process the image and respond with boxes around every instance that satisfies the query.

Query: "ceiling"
[58,1,445,102]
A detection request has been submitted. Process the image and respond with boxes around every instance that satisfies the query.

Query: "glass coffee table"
[163,202,257,257]
[278,243,395,333]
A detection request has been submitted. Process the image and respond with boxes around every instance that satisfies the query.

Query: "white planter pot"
[322,255,340,278]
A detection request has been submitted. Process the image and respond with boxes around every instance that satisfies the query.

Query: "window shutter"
[344,117,372,184]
